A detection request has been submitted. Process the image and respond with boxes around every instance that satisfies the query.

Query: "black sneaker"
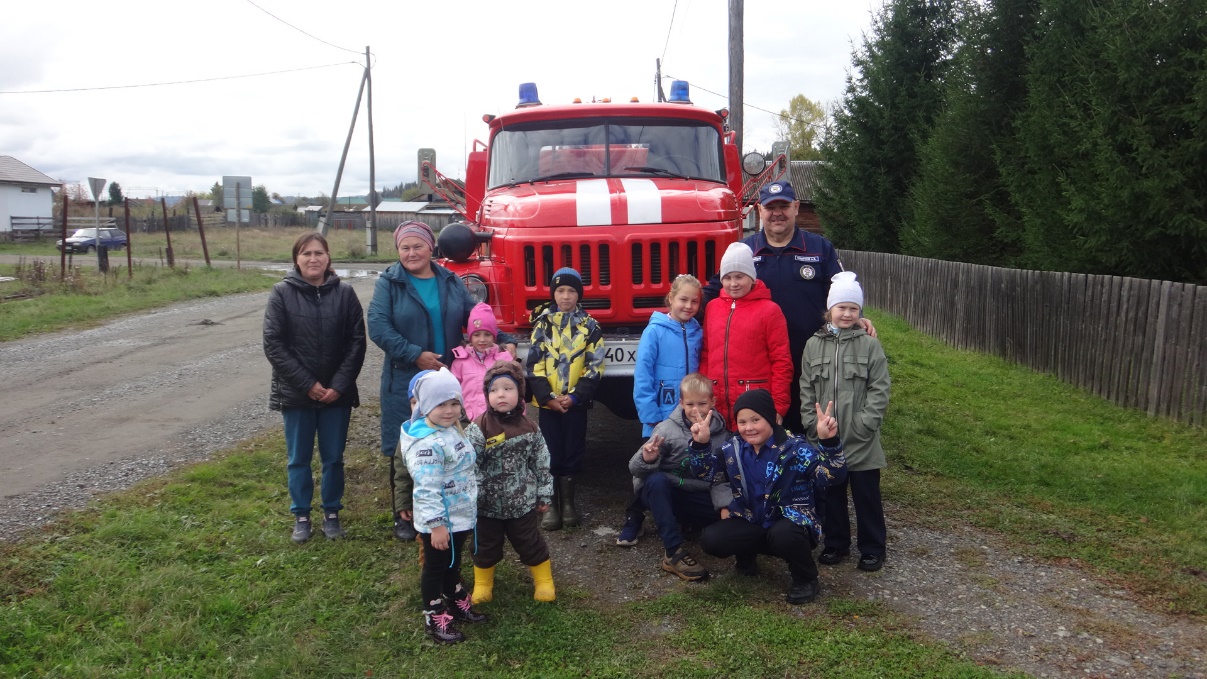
[393,515,417,541]
[291,515,312,544]
[322,512,345,540]
[735,554,758,577]
[449,585,489,624]
[615,514,644,547]
[857,553,884,572]
[818,548,849,566]
[786,578,820,604]
[423,604,465,644]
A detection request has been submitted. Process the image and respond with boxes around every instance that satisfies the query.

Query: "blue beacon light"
[517,82,542,108]
[668,80,691,104]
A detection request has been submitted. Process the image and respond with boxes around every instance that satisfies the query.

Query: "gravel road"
[0,263,1202,678]
[0,267,381,540]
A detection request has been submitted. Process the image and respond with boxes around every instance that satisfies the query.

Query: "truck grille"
[521,236,721,315]
[524,239,718,288]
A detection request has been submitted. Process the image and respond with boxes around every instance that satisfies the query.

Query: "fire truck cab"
[432,82,759,419]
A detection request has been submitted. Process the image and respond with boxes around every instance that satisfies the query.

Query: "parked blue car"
[56,228,128,254]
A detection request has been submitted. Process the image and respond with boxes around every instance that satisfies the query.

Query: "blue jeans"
[283,406,351,516]
[639,472,719,554]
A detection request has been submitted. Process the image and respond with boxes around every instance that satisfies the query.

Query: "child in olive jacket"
[466,360,556,603]
[800,271,891,572]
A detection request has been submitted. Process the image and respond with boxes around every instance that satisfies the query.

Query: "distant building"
[364,201,460,231]
[786,160,823,235]
[0,156,62,236]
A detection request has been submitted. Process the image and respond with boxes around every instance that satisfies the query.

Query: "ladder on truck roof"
[419,161,469,220]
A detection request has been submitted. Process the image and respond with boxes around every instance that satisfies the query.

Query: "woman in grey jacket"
[800,272,891,572]
[263,233,366,543]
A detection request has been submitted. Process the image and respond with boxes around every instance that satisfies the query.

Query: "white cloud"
[1,0,878,197]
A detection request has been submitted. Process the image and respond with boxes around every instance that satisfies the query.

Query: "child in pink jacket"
[451,303,514,420]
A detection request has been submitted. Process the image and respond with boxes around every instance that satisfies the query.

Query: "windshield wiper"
[623,166,691,180]
[524,171,597,184]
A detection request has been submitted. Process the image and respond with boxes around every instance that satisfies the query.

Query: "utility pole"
[318,67,368,237]
[728,0,744,158]
[655,58,666,103]
[365,46,378,255]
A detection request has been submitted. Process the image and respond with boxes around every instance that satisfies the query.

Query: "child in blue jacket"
[399,368,486,644]
[634,274,704,435]
[689,389,846,604]
[618,274,704,546]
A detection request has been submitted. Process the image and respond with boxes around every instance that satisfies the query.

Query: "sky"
[0,0,880,200]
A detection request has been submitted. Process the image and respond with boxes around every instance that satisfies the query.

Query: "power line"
[244,0,364,56]
[661,0,679,64]
[0,62,360,94]
[664,74,816,125]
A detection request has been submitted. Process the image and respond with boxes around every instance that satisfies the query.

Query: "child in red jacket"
[699,242,793,429]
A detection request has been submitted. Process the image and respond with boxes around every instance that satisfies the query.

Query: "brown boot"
[559,476,579,527]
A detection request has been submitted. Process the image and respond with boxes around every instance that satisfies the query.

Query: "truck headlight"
[462,275,488,303]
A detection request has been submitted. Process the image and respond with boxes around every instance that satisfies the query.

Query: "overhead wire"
[244,0,366,57]
[660,0,679,64]
[0,62,361,94]
[663,74,819,126]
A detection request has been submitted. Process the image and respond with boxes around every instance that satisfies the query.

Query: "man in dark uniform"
[703,180,873,435]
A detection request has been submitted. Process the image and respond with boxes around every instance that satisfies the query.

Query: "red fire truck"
[426,81,781,418]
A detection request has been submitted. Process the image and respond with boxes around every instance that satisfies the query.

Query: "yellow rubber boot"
[529,560,556,602]
[472,566,496,604]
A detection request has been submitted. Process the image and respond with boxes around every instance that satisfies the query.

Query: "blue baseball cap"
[758,180,796,206]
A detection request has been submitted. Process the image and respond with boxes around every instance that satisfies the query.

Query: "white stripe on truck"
[576,179,612,226]
[620,178,662,224]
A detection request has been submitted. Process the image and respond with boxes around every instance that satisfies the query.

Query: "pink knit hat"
[466,302,499,340]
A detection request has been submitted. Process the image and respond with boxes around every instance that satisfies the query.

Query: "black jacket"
[263,270,366,411]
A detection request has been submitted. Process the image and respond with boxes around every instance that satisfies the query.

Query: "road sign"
[88,177,106,201]
[222,176,253,210]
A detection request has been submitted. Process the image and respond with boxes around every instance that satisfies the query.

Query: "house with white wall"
[0,156,62,236]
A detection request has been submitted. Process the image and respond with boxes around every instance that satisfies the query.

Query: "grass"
[868,309,1207,615]
[0,260,278,341]
[1,226,399,263]
[0,306,1202,674]
[0,427,1001,678]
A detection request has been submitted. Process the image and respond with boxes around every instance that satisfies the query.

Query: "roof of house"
[0,156,61,187]
[786,160,823,203]
[362,201,430,212]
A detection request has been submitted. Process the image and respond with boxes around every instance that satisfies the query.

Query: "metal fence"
[840,250,1206,426]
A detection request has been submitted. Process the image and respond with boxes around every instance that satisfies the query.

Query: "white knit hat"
[827,271,864,310]
[719,242,756,279]
[410,367,463,422]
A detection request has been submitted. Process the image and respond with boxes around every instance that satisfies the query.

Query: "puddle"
[260,266,378,279]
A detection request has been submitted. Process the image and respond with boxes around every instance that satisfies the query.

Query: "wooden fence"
[840,251,1206,426]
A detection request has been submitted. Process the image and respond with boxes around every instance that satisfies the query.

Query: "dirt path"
[0,274,1202,677]
[0,272,381,538]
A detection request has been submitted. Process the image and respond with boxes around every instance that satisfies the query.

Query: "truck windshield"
[489,117,723,188]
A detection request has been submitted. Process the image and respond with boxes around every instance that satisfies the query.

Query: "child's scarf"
[476,401,537,444]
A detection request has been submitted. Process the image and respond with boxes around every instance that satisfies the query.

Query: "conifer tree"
[817,0,967,253]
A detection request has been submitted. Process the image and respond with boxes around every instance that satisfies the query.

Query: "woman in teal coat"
[368,221,516,540]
